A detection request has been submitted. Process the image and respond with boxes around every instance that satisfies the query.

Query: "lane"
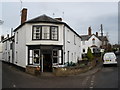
[92,55,119,88]
[2,62,89,88]
[2,55,119,89]
[93,67,118,88]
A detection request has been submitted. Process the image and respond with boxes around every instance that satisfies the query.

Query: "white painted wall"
[14,23,64,68]
[25,23,64,46]
[0,42,3,60]
[15,25,27,68]
[2,39,14,63]
[64,26,82,64]
[81,35,102,54]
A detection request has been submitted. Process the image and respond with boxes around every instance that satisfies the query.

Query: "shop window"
[52,50,58,64]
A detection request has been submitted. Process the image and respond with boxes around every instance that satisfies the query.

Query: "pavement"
[38,61,103,77]
[68,61,103,77]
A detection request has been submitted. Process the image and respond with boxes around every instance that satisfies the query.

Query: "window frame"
[92,38,95,45]
[32,25,58,41]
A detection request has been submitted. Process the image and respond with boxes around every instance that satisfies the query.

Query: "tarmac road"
[1,56,119,89]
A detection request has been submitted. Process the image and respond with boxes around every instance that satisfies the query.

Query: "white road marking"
[89,75,95,88]
[13,84,16,88]
[82,76,91,87]
[89,86,93,88]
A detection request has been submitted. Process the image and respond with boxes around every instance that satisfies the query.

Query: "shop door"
[43,54,52,72]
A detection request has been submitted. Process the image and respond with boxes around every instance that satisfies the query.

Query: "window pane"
[33,26,41,39]
[33,50,40,64]
[53,50,58,56]
[42,26,50,39]
[53,58,58,63]
[51,27,58,40]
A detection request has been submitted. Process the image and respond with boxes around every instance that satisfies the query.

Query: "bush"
[87,47,94,61]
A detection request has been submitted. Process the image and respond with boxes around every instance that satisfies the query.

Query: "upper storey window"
[32,25,58,40]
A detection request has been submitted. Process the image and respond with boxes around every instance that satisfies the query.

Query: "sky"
[0,1,119,44]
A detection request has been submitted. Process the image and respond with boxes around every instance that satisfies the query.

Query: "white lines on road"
[13,84,16,88]
[89,75,95,89]
[11,83,17,88]
[82,76,90,88]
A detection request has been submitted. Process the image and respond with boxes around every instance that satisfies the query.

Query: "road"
[2,56,119,89]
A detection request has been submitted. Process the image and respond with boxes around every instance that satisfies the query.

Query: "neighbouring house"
[0,36,4,60]
[11,8,82,72]
[2,34,15,63]
[81,27,109,56]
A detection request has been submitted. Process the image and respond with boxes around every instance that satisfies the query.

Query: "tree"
[87,47,94,61]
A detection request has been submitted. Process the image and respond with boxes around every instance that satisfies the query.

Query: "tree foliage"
[87,47,94,61]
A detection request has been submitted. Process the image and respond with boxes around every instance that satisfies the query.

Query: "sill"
[32,39,58,41]
[27,65,40,67]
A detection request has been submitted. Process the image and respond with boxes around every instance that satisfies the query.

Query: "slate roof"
[98,36,108,41]
[80,35,92,41]
[81,34,108,41]
[26,14,65,24]
[14,14,81,38]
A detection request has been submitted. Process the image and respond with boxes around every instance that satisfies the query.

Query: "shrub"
[87,47,94,61]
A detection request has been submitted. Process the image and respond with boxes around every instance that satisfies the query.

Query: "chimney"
[55,18,62,21]
[88,27,92,35]
[21,8,27,24]
[96,32,98,36]
[1,35,4,41]
[7,34,9,38]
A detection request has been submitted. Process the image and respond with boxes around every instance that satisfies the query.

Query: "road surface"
[2,56,119,89]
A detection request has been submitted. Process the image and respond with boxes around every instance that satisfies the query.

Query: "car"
[103,52,117,66]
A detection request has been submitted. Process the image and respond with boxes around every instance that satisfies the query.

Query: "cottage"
[12,8,82,72]
[2,35,15,63]
[81,27,109,55]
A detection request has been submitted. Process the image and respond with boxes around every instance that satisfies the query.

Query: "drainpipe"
[63,25,65,65]
[41,54,43,72]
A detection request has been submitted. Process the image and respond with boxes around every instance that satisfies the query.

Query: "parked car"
[103,52,117,66]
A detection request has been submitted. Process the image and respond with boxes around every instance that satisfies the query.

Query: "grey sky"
[1,2,118,44]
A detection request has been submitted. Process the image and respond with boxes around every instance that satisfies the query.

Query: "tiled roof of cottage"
[14,14,81,38]
[26,14,64,24]
[98,36,108,41]
[80,35,92,41]
[80,34,108,41]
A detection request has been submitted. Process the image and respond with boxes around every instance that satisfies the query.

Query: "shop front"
[27,45,63,72]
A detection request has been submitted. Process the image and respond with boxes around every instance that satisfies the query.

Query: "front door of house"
[43,54,52,72]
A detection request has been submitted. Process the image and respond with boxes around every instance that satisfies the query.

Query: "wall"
[64,26,82,64]
[0,42,3,60]
[25,23,64,46]
[2,39,14,63]
[15,25,27,68]
[81,35,102,54]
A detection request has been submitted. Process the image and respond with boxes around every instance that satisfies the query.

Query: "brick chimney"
[7,34,9,38]
[88,27,92,35]
[96,32,98,36]
[21,8,27,24]
[1,35,4,41]
[54,18,62,21]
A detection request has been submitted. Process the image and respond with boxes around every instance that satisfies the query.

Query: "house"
[81,27,109,56]
[12,8,82,72]
[2,34,15,63]
[0,36,3,60]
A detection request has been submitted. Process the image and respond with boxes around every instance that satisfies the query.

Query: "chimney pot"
[21,8,27,24]
[96,32,98,36]
[7,34,9,38]
[1,35,4,41]
[88,27,92,35]
[55,18,62,21]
